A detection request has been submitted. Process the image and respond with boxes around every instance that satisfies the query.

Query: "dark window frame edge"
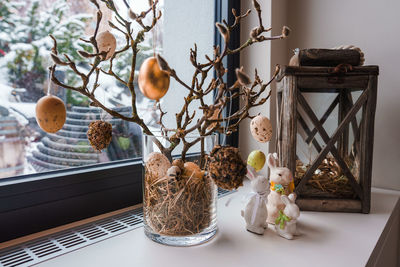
[215,0,241,147]
[0,0,241,243]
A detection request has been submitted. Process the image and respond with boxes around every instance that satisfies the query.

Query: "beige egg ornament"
[35,95,66,133]
[250,115,272,143]
[145,152,171,182]
[96,31,116,60]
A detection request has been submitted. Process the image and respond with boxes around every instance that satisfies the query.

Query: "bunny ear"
[288,193,297,202]
[272,153,279,167]
[281,195,290,205]
[267,153,277,169]
[246,165,257,180]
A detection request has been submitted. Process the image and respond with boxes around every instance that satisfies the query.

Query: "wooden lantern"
[276,65,378,213]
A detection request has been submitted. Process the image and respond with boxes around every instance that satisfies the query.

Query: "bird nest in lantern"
[295,155,359,198]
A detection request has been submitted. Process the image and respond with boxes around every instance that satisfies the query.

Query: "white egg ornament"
[35,95,66,133]
[250,115,272,143]
[96,31,116,60]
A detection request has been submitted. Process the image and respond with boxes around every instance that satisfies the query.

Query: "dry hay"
[295,156,358,198]
[144,167,215,236]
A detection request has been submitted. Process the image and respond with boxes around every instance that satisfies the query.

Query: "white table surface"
[37,184,400,267]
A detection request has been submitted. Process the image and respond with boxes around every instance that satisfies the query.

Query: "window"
[0,0,164,179]
[0,0,240,243]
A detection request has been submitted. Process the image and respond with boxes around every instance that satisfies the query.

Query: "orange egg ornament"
[183,162,205,180]
[35,95,66,133]
[138,57,170,101]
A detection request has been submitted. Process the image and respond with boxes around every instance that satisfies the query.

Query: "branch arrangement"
[49,0,289,162]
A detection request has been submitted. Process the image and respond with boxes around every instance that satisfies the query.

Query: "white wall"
[270,0,289,154]
[162,0,214,155]
[240,0,400,190]
[239,0,272,177]
[239,0,290,176]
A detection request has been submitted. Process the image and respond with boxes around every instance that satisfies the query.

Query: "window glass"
[0,0,215,178]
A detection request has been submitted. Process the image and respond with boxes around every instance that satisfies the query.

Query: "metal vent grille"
[0,188,232,267]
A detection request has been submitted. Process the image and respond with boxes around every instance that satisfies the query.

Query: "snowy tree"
[0,0,21,55]
[3,0,92,102]
[2,0,159,106]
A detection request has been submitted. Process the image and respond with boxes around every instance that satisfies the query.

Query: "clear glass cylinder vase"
[142,133,218,246]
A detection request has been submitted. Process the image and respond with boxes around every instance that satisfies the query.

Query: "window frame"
[0,0,240,243]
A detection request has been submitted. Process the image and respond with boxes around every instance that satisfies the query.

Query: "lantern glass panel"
[294,90,364,199]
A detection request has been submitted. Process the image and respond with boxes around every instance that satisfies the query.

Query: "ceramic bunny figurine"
[241,166,269,235]
[266,153,295,224]
[275,193,300,240]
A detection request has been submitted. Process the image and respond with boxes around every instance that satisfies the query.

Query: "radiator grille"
[0,188,232,267]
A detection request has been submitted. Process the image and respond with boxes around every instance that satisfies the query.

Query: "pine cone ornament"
[207,145,247,190]
[87,120,112,151]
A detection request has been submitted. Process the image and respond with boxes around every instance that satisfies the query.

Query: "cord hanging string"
[47,69,53,96]
[222,91,232,145]
[101,88,107,121]
[150,0,156,57]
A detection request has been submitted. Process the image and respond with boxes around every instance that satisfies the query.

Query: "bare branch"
[49,0,287,160]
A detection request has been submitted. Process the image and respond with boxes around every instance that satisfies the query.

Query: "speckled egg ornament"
[87,120,112,151]
[250,115,272,143]
[145,152,171,182]
[207,145,247,190]
[35,95,66,133]
[96,31,116,60]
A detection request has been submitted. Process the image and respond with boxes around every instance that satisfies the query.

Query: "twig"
[49,0,290,161]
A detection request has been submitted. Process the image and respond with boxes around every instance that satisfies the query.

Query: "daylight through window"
[0,0,215,179]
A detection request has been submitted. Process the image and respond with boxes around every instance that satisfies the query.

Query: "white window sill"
[35,183,400,267]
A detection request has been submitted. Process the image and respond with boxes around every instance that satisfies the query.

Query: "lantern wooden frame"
[276,66,378,213]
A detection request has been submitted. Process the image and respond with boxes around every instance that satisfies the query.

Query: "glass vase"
[142,133,218,246]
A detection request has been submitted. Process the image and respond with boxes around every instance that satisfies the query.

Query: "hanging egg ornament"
[96,31,116,60]
[250,115,273,143]
[138,57,170,101]
[35,95,66,133]
[87,120,113,151]
[247,150,266,172]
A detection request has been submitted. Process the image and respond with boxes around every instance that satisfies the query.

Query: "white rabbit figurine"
[266,153,295,224]
[241,166,269,235]
[275,193,300,240]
